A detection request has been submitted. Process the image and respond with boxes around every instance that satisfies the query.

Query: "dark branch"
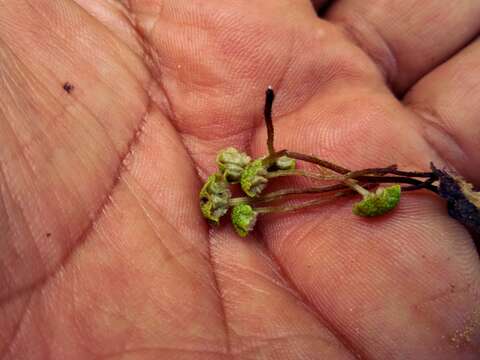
[285,151,351,175]
[265,87,275,155]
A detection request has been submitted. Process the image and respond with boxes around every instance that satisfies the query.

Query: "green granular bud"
[240,159,268,197]
[199,173,231,224]
[353,185,401,217]
[216,147,251,183]
[231,203,258,237]
[274,156,296,170]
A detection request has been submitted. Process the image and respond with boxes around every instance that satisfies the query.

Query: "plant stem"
[263,166,438,191]
[256,190,352,214]
[344,179,371,197]
[285,151,351,175]
[355,175,438,192]
[265,169,344,181]
[229,183,349,206]
[265,86,276,155]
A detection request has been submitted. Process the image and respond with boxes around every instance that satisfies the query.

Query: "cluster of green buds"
[199,147,296,236]
[199,173,231,225]
[240,156,296,197]
[216,147,251,183]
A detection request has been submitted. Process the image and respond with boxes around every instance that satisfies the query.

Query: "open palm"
[1,1,479,359]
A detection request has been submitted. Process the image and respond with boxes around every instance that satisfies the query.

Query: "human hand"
[0,1,479,358]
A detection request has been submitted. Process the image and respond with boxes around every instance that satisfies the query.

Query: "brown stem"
[387,169,435,178]
[346,165,398,178]
[285,151,350,175]
[266,169,343,181]
[356,175,438,192]
[400,177,439,193]
[265,87,275,155]
[229,183,348,206]
[256,189,353,214]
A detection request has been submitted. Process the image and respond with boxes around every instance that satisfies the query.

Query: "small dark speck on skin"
[63,82,74,93]
[46,233,51,238]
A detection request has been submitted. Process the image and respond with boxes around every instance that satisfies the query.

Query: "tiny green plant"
[199,87,480,246]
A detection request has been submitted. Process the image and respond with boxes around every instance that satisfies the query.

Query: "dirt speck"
[63,82,74,93]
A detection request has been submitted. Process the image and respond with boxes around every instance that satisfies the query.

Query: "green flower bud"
[353,185,401,217]
[231,203,258,237]
[274,156,296,170]
[216,147,251,183]
[240,159,268,197]
[199,173,231,224]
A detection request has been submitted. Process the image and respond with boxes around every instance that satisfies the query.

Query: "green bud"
[353,185,401,217]
[274,156,296,170]
[240,159,268,197]
[199,173,231,224]
[231,203,258,237]
[216,147,251,183]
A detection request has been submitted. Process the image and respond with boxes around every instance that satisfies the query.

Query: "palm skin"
[0,0,479,359]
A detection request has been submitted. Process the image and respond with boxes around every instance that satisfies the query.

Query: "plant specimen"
[199,87,480,248]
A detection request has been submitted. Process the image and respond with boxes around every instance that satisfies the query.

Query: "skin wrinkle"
[119,7,239,355]
[0,293,33,359]
[406,103,472,182]
[0,154,38,299]
[231,333,346,359]
[120,175,214,287]
[115,5,178,124]
[119,12,234,353]
[0,95,46,303]
[207,236,233,356]
[336,19,398,89]
[221,260,300,299]
[118,16,231,355]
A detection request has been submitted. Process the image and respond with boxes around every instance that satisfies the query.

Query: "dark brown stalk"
[356,175,438,192]
[285,151,351,175]
[229,183,349,206]
[265,87,276,155]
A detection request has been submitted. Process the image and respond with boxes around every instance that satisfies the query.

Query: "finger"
[325,0,480,93]
[404,38,480,184]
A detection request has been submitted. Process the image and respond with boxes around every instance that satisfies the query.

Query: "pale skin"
[0,0,479,359]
